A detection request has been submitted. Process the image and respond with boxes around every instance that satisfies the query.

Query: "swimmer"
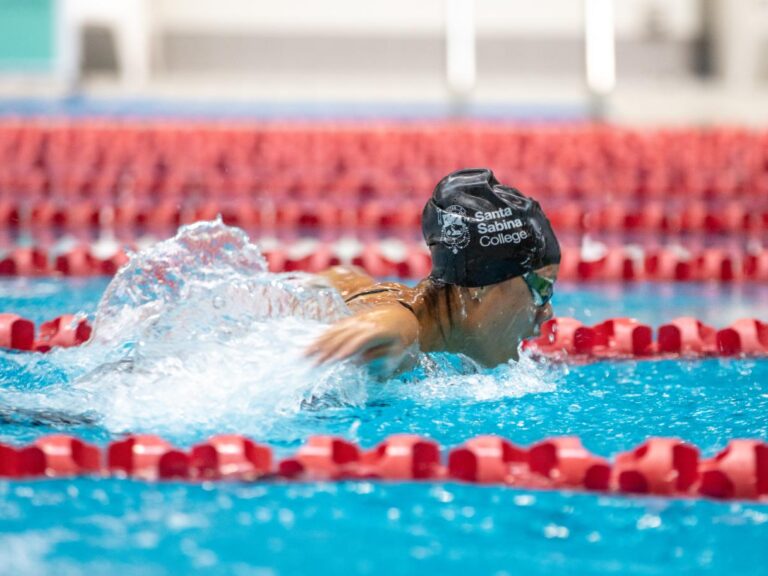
[306,168,561,373]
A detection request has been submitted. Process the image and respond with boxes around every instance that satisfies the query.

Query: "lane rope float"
[0,434,765,502]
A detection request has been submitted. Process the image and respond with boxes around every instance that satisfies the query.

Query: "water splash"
[91,219,349,344]
[71,220,370,437]
[0,220,561,442]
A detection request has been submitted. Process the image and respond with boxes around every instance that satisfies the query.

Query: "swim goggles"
[522,271,555,307]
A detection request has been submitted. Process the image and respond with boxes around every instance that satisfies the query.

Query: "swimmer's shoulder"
[317,265,377,300]
[318,265,415,310]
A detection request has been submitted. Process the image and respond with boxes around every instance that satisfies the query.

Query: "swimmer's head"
[419,168,561,365]
[422,168,561,287]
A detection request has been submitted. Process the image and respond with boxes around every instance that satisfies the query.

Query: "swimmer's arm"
[305,302,420,372]
[309,266,420,373]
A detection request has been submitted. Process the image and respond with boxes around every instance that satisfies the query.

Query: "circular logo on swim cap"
[440,205,470,254]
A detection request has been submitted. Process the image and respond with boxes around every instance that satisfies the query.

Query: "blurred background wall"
[0,0,767,123]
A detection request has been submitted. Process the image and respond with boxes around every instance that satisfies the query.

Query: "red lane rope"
[2,198,768,234]
[1,242,768,282]
[524,317,768,359]
[1,313,767,359]
[0,314,91,351]
[1,122,767,204]
[0,434,766,502]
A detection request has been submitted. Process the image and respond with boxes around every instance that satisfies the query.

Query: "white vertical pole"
[445,0,476,97]
[584,0,616,96]
[712,0,759,91]
[56,0,80,92]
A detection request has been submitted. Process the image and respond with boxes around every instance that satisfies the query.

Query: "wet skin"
[306,264,558,373]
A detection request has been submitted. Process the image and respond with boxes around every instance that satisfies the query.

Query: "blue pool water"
[2,480,766,576]
[1,268,768,574]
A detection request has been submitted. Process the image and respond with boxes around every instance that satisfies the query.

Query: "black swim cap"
[422,168,561,287]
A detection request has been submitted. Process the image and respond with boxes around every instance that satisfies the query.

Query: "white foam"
[382,349,559,404]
